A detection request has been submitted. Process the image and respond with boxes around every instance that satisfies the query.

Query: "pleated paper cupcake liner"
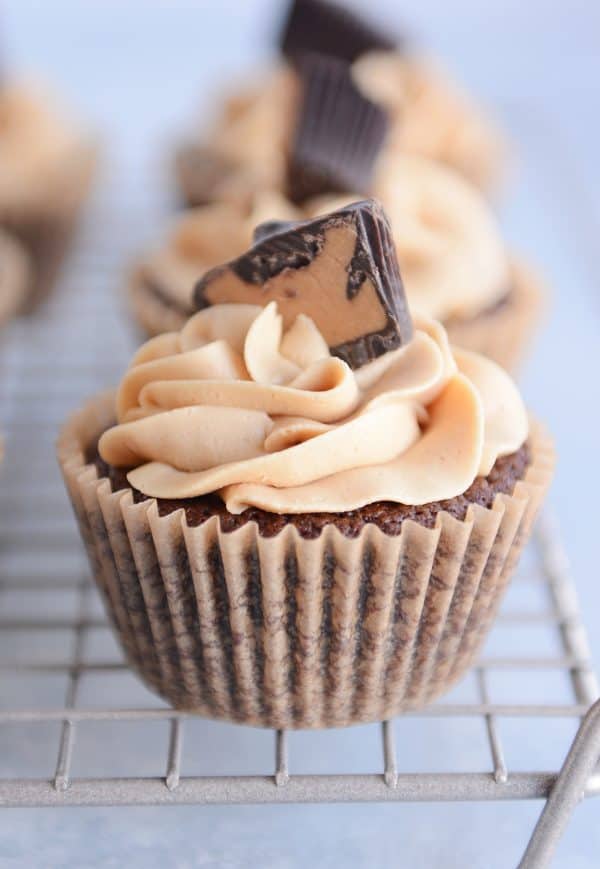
[445,258,545,374]
[57,391,555,729]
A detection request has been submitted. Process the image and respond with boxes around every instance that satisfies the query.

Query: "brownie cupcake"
[0,82,96,308]
[0,228,31,327]
[58,201,553,729]
[176,0,505,206]
[127,194,301,338]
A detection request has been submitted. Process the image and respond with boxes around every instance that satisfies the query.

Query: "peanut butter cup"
[280,0,397,64]
[194,199,412,368]
[288,55,389,204]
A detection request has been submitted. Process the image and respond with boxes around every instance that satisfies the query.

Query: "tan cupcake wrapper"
[445,258,545,374]
[57,391,555,729]
[0,142,97,312]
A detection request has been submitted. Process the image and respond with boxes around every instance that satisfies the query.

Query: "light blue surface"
[1,2,600,866]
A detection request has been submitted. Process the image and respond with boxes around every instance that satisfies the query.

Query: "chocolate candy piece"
[288,54,388,203]
[194,199,412,369]
[252,219,298,244]
[280,0,396,65]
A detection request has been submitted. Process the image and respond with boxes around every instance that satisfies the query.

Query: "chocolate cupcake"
[0,82,96,308]
[0,228,31,327]
[176,1,505,205]
[58,201,553,728]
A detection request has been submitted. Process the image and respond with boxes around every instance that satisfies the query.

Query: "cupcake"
[0,81,96,308]
[0,228,31,327]
[59,201,553,728]
[175,0,505,206]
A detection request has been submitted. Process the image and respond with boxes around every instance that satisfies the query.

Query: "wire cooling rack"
[1,178,599,869]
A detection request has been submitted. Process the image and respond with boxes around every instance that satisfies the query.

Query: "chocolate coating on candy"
[280,0,397,65]
[288,55,389,203]
[193,199,412,369]
[253,219,298,244]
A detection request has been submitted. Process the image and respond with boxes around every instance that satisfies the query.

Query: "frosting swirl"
[99,303,528,514]
[352,52,504,192]
[210,66,300,194]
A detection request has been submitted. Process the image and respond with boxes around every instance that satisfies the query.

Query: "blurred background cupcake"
[134,147,541,373]
[312,152,544,373]
[0,228,30,327]
[162,3,543,372]
[175,0,506,208]
[0,80,97,309]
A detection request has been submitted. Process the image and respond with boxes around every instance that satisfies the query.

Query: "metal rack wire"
[0,180,599,869]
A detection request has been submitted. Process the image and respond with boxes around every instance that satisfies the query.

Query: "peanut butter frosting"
[144,153,508,323]
[352,52,505,191]
[99,303,528,513]
[209,66,300,196]
[0,83,94,215]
